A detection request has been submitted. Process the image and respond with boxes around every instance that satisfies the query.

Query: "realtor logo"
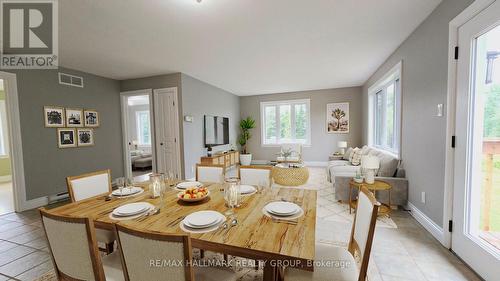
[0,0,58,69]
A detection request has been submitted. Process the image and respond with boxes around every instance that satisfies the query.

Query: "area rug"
[274,167,397,229]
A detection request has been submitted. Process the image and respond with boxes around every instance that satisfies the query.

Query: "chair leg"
[255,259,260,270]
[223,254,229,262]
[200,249,205,259]
[105,241,114,254]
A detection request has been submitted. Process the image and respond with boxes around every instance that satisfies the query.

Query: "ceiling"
[59,0,442,96]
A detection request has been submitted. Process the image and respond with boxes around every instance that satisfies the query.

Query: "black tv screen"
[204,115,229,147]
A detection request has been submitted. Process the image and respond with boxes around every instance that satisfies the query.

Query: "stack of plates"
[111,187,143,197]
[110,202,153,220]
[176,181,203,190]
[180,210,225,233]
[239,185,256,196]
[263,201,303,220]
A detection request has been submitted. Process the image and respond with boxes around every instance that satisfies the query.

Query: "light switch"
[437,104,443,117]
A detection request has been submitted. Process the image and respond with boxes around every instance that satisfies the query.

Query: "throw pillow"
[377,152,400,177]
[343,147,354,160]
[350,148,362,166]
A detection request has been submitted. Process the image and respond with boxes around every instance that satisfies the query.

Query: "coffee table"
[272,163,309,186]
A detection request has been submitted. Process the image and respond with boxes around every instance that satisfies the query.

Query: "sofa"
[327,146,408,206]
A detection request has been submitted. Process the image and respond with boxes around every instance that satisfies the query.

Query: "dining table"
[47,181,317,281]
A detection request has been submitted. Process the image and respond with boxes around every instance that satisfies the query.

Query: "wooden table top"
[47,182,317,270]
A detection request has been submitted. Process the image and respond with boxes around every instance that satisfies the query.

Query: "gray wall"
[362,0,474,227]
[181,74,240,179]
[9,67,123,200]
[240,87,363,161]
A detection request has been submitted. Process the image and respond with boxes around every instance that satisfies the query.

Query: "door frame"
[0,71,39,212]
[153,87,182,178]
[119,89,156,179]
[444,0,497,248]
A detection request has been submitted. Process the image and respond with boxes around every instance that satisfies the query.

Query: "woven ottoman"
[272,165,309,186]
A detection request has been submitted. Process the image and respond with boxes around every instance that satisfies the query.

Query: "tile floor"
[0,182,14,216]
[0,168,483,281]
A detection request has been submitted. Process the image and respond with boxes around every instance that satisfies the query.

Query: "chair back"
[196,164,224,183]
[239,165,272,187]
[67,169,112,202]
[115,224,194,281]
[40,209,105,281]
[348,187,380,281]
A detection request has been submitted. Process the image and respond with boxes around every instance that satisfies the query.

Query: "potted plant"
[238,117,256,165]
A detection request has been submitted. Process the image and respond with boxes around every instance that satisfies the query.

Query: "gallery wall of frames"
[43,106,99,148]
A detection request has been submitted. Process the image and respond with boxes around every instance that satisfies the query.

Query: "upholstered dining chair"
[39,209,124,281]
[66,169,115,254]
[238,165,273,188]
[285,187,380,281]
[195,164,225,183]
[114,223,238,281]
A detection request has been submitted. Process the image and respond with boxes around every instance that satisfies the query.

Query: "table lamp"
[337,141,348,155]
[362,156,379,184]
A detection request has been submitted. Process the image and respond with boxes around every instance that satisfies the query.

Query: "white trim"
[0,175,11,183]
[260,99,311,147]
[120,89,155,179]
[0,71,47,211]
[407,202,446,245]
[443,0,496,249]
[367,61,403,159]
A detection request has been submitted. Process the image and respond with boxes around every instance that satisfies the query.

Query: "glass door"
[453,1,500,279]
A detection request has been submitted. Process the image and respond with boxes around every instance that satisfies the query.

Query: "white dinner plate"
[239,185,256,194]
[176,181,203,190]
[113,202,150,216]
[111,186,142,196]
[265,201,300,216]
[184,210,222,227]
[183,216,223,229]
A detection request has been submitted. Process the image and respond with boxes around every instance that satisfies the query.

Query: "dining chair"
[238,165,273,188]
[114,223,239,281]
[39,209,124,281]
[196,163,225,183]
[66,169,115,254]
[285,187,380,281]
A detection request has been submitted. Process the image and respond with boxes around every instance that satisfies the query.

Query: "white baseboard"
[20,196,48,211]
[0,175,12,183]
[407,202,446,246]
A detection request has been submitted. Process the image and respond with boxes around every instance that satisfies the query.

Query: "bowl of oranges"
[177,187,210,202]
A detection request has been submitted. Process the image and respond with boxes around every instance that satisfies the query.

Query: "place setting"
[108,202,156,221]
[111,177,144,198]
[262,201,304,225]
[175,181,203,191]
[179,210,226,234]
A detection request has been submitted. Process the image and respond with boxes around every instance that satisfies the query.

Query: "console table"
[200,151,239,169]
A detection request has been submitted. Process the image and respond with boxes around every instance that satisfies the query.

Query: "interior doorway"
[0,79,14,215]
[120,90,155,181]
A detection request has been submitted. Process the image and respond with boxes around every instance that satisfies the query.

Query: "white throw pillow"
[350,148,362,166]
[343,147,354,160]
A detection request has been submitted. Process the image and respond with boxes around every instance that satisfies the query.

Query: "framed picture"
[84,110,99,127]
[326,102,350,133]
[65,108,83,127]
[44,106,65,127]
[57,128,77,148]
[77,128,94,146]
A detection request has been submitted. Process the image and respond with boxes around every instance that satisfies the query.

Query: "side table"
[349,179,392,216]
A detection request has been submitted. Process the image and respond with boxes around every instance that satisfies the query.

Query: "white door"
[153,87,181,179]
[453,1,500,279]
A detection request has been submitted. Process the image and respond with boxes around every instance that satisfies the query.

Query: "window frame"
[260,99,311,147]
[368,61,402,158]
[135,110,151,146]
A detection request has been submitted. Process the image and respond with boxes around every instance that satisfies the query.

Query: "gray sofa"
[327,146,408,206]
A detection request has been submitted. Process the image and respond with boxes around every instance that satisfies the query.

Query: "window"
[368,62,402,156]
[260,99,311,146]
[136,111,151,145]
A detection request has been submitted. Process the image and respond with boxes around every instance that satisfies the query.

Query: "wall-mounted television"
[204,115,229,147]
